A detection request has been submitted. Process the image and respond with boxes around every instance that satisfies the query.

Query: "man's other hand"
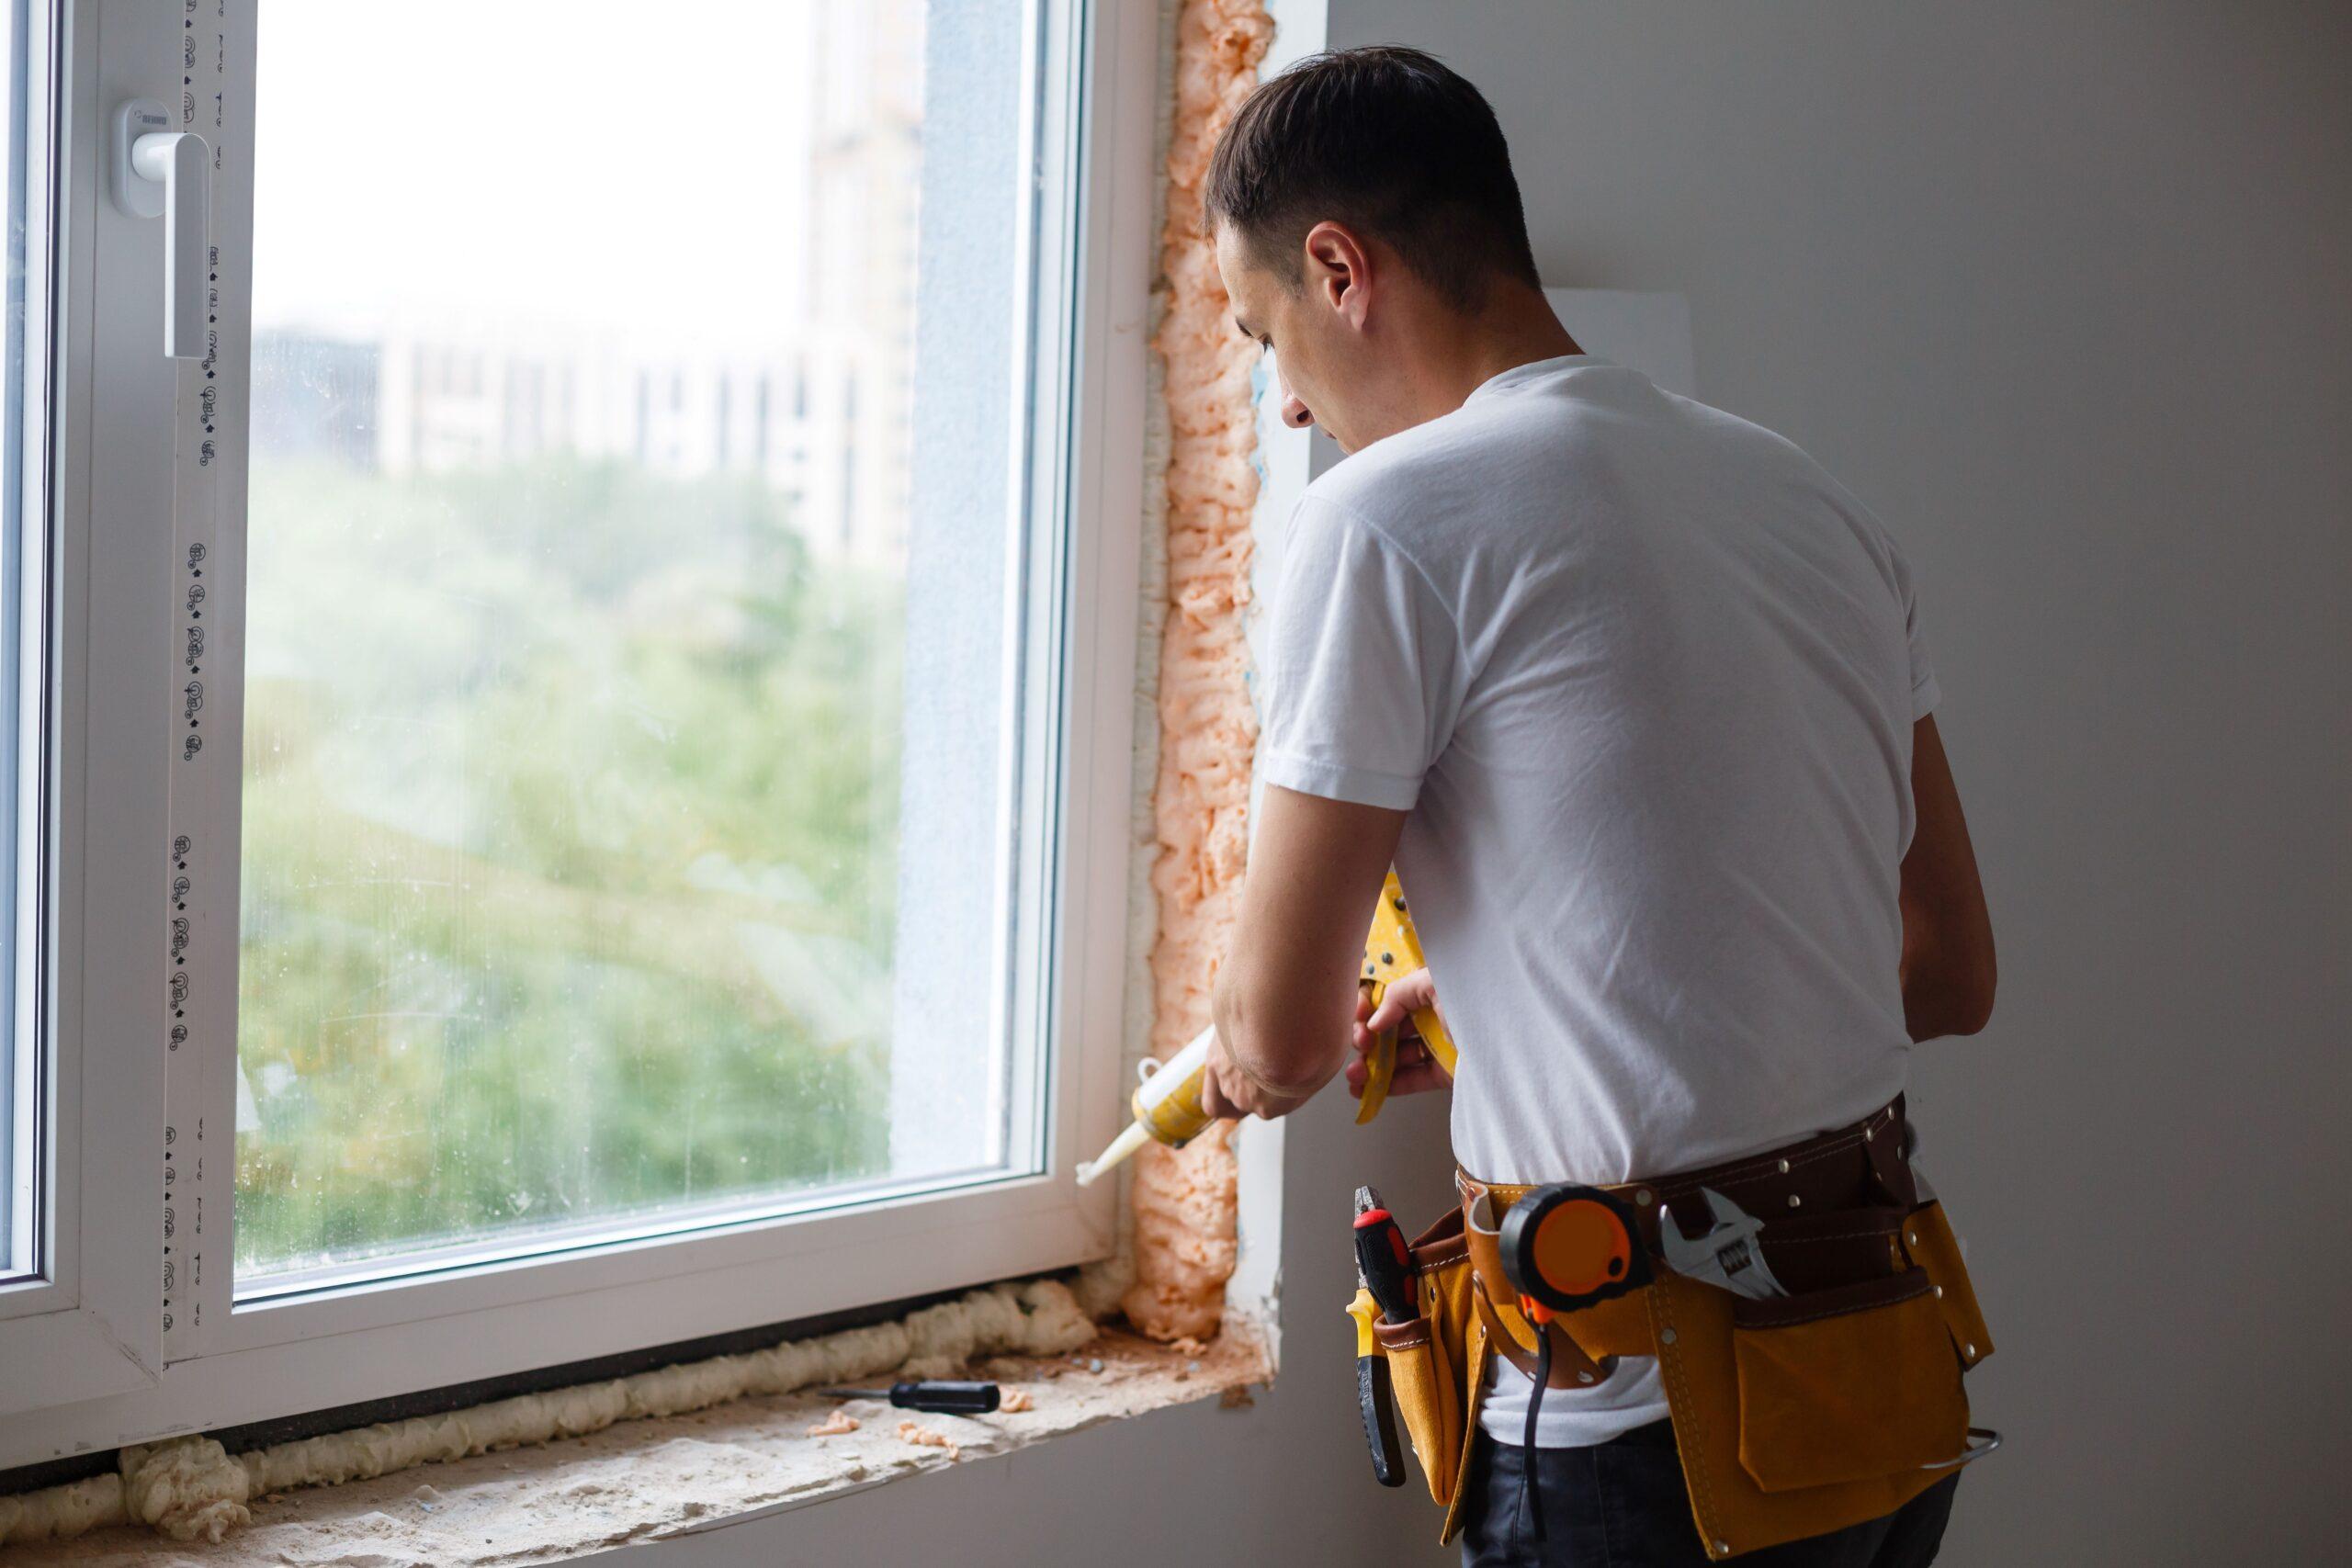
[1899,716,1996,1040]
[1346,967,1453,1100]
[1201,1024,1313,1122]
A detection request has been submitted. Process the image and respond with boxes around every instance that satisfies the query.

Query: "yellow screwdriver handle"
[1355,987,1396,1125]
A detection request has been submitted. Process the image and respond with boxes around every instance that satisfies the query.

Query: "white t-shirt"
[1258,355,1938,1447]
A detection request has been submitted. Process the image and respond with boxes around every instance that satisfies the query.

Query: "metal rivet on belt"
[1786,1193,1802,1208]
[1776,1157,1791,1174]
[1713,1542,1731,1557]
[1964,1343,1977,1359]
[1864,1127,1874,1142]
[1907,1231,1918,1247]
[1933,1285,1944,1298]
[1577,1371,1595,1384]
[1634,1188,1654,1206]
[1660,1327,1678,1346]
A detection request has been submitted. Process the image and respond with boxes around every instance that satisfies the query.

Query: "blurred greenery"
[235,456,902,1277]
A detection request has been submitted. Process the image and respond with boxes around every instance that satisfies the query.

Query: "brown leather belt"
[1462,1099,1922,1387]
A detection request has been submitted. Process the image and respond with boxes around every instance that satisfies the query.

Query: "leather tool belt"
[1344,1100,1997,1559]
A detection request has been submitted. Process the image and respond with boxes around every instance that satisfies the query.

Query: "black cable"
[1522,1326,1550,1542]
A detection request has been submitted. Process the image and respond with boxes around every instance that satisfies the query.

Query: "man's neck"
[1393,288,1583,434]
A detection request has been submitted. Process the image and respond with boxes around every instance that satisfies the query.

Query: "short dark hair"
[1205,46,1541,310]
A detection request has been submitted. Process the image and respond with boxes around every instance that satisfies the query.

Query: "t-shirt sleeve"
[1259,499,1462,811]
[1890,533,1941,720]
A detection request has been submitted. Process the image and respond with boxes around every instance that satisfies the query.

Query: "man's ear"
[1301,220,1374,329]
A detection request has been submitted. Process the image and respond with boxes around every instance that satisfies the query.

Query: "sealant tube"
[1074,1023,1216,1186]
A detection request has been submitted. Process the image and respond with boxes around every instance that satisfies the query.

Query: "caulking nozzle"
[1075,1119,1151,1187]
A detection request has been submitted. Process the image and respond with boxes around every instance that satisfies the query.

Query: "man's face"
[1215,221,1365,454]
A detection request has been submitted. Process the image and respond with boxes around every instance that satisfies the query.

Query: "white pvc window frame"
[0,0,173,1421]
[0,0,1155,1467]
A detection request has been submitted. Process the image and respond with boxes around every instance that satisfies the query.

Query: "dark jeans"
[1459,1423,1959,1568]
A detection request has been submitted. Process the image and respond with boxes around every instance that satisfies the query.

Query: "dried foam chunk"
[120,1438,251,1544]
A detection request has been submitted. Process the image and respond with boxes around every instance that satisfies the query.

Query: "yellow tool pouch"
[1453,1190,1993,1559]
[1346,1210,1484,1511]
[1645,1263,1969,1556]
[1724,1271,1962,1491]
[1361,1104,1997,1558]
[1900,1199,1995,1370]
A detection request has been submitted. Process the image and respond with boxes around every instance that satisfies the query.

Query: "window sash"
[0,0,172,1416]
[1,0,1153,1464]
[0,0,46,1299]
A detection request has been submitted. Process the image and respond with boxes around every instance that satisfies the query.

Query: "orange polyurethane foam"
[1123,0,1275,1345]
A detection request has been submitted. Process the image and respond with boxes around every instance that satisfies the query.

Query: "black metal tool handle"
[1352,1184,1410,1489]
[889,1380,1001,1415]
[1358,1355,1407,1487]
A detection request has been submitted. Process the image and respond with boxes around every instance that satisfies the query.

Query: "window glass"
[1,0,34,1280]
[235,0,1022,1284]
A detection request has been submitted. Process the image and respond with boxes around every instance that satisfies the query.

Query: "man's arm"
[1203,785,1406,1118]
[1899,715,1996,1040]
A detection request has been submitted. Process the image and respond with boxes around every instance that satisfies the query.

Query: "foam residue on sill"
[0,1278,1118,1556]
[4,1324,1268,1567]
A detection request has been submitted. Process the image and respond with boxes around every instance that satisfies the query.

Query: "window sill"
[6,1327,1270,1566]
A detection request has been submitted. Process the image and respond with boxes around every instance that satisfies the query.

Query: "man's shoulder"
[1299,395,1552,538]
[1297,429,1445,525]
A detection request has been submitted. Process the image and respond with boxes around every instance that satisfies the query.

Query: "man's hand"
[1345,967,1454,1100]
[1200,1024,1314,1122]
[1899,716,1996,1040]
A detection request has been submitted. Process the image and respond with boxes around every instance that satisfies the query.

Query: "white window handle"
[112,100,209,359]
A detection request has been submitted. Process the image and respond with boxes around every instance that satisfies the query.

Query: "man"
[1193,47,1996,1568]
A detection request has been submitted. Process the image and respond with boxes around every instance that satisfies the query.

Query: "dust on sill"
[5,1329,1269,1567]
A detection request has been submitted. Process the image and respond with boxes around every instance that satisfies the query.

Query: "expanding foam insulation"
[1123,0,1276,1342]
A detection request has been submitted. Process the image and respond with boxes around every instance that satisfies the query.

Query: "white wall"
[1317,4,2352,1563]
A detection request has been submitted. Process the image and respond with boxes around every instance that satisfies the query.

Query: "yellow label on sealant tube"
[1074,1025,1216,1186]
[1133,1030,1216,1146]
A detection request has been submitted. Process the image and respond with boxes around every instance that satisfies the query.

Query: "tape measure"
[1498,1183,1652,1322]
[1496,1182,1654,1543]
